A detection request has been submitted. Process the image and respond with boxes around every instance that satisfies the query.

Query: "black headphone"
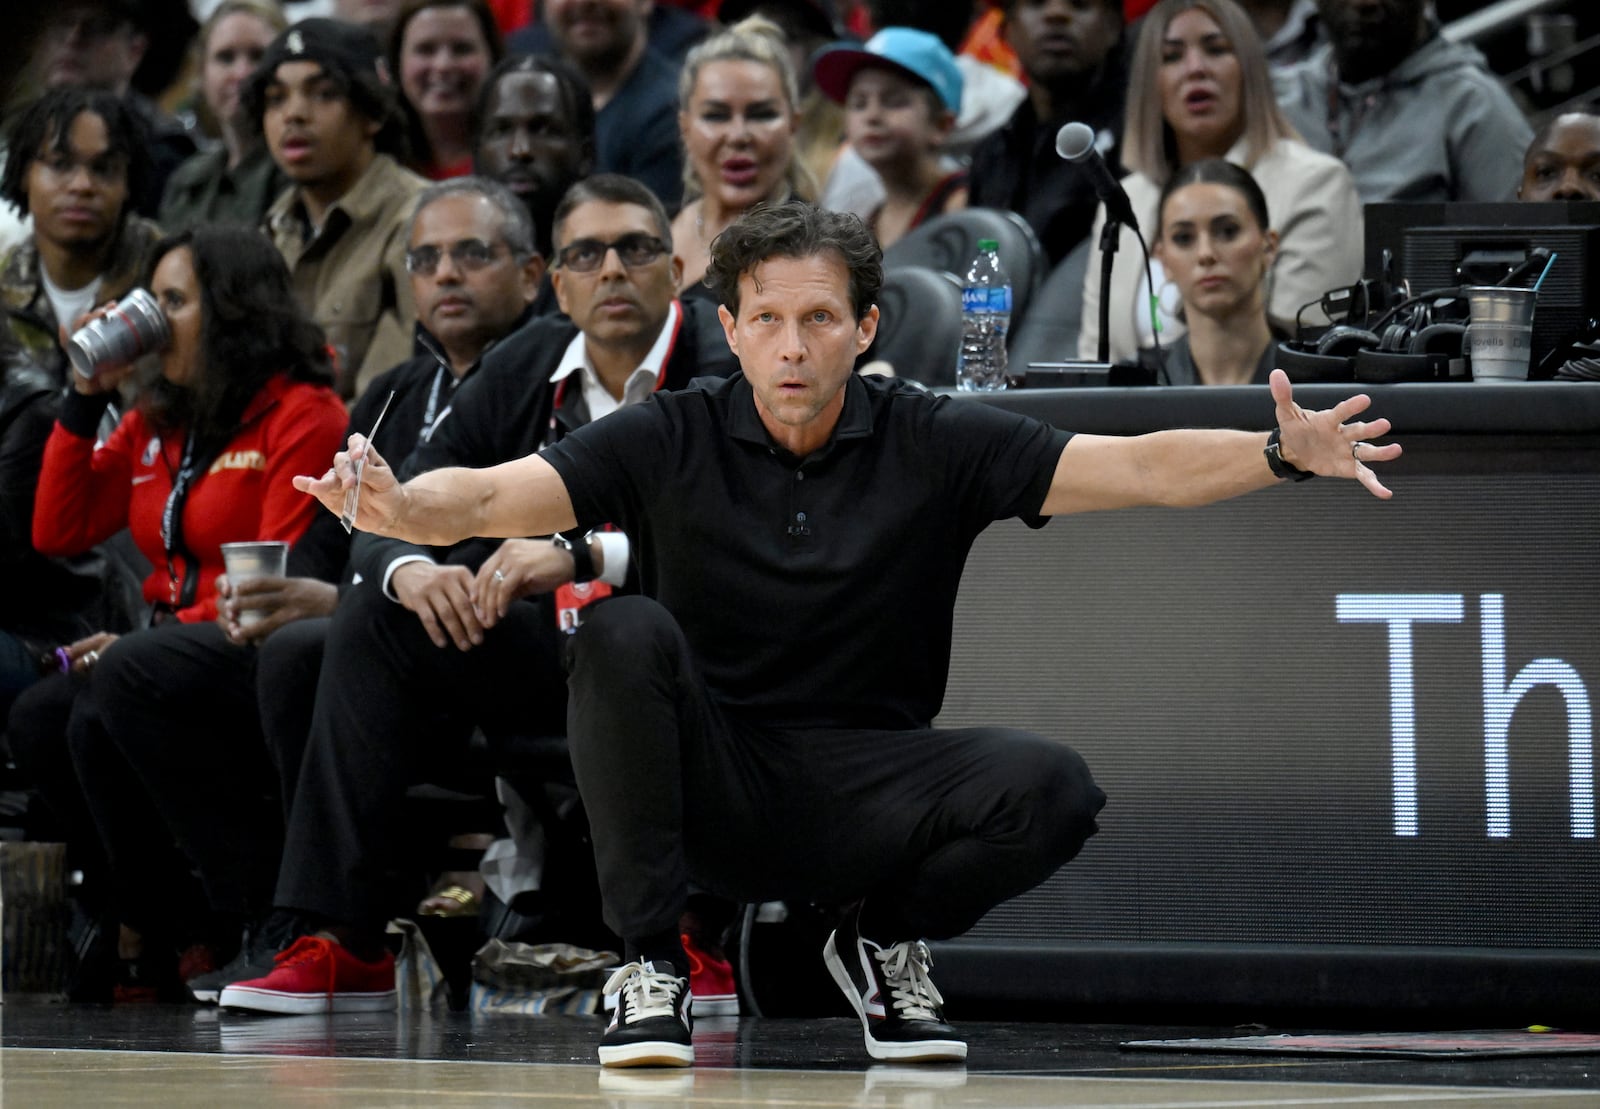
[1315,325,1381,356]
[1288,319,1469,384]
[1406,322,1467,356]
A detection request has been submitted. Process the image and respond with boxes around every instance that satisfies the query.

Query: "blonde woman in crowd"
[1078,0,1360,364]
[670,16,816,296]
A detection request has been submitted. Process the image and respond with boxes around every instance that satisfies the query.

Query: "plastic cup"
[220,541,288,628]
[1465,286,1537,381]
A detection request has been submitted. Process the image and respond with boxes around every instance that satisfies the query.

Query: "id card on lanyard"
[549,303,682,632]
[555,577,610,632]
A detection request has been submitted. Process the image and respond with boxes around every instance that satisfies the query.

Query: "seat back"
[861,265,964,388]
[882,207,1048,330]
[1008,238,1093,372]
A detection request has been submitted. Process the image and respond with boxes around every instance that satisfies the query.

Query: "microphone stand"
[1097,217,1121,365]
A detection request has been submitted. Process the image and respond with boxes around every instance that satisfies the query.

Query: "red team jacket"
[33,375,347,624]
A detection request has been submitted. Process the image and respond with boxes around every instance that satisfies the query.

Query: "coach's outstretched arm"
[293,435,578,546]
[1042,369,1402,516]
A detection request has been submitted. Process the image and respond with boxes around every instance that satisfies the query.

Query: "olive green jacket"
[158,143,288,236]
[266,153,426,399]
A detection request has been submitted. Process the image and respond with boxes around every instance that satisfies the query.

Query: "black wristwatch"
[1263,427,1315,482]
[552,531,597,583]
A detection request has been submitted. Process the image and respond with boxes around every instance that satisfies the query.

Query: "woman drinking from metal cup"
[7,225,346,999]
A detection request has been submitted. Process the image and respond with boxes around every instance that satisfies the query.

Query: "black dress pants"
[275,581,567,934]
[4,668,108,887]
[566,595,1108,944]
[255,615,328,819]
[78,622,280,939]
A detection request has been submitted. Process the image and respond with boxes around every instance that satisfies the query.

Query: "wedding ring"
[1351,442,1363,462]
[492,570,506,583]
[83,650,99,667]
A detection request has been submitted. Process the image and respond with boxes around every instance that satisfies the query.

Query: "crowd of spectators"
[0,0,1594,1019]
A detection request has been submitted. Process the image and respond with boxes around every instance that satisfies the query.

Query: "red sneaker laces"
[272,935,341,1002]
[680,933,708,977]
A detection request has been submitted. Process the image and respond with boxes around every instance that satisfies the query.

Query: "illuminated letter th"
[1337,593,1465,836]
[1480,593,1594,839]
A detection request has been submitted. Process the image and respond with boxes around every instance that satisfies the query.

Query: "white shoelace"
[875,940,945,1022]
[604,962,683,1024]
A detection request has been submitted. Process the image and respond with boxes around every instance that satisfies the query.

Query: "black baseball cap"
[255,18,387,88]
[243,18,399,132]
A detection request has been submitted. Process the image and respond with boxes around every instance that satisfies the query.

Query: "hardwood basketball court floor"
[5,998,1600,1107]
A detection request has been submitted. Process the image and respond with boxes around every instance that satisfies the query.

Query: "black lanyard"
[158,430,200,608]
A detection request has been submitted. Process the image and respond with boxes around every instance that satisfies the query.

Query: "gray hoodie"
[1274,32,1532,204]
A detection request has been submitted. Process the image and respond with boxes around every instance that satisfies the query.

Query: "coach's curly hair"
[704,201,882,321]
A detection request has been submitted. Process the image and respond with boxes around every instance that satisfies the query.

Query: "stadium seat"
[860,265,964,388]
[883,208,1048,331]
[1008,238,1093,372]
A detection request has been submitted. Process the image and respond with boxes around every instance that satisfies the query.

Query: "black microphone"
[1055,121,1140,233]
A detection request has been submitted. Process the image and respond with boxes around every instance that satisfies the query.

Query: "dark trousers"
[275,581,567,934]
[77,622,281,939]
[567,596,1107,944]
[4,668,106,884]
[0,629,43,724]
[255,615,327,819]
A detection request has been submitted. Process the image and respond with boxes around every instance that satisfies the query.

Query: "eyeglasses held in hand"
[405,239,510,276]
[555,234,671,272]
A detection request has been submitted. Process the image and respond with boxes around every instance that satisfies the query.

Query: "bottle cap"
[978,239,999,251]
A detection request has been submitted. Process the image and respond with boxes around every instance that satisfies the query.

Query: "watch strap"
[1264,427,1314,482]
[555,530,597,583]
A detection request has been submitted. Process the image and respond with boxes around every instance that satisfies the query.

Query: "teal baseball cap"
[812,27,964,115]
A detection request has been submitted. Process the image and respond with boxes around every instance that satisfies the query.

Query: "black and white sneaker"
[823,909,967,1063]
[187,914,304,1004]
[597,960,694,1068]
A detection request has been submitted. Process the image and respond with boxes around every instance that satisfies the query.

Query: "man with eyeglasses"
[215,174,739,1015]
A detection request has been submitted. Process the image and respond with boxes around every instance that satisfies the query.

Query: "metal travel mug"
[65,288,171,380]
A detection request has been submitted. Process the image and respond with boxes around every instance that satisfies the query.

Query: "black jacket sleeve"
[351,318,576,584]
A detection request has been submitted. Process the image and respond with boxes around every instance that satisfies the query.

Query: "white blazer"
[1077,135,1364,363]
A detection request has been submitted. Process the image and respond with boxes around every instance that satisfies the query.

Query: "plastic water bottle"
[957,238,1011,391]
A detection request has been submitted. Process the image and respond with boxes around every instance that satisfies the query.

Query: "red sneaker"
[218,935,396,1015]
[681,931,739,1017]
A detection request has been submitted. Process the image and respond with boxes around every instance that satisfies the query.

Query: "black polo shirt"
[541,372,1072,730]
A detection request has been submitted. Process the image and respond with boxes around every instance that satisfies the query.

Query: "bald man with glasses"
[215,173,740,1016]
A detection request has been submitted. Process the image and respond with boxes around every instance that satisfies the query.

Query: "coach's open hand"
[1271,369,1402,498]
